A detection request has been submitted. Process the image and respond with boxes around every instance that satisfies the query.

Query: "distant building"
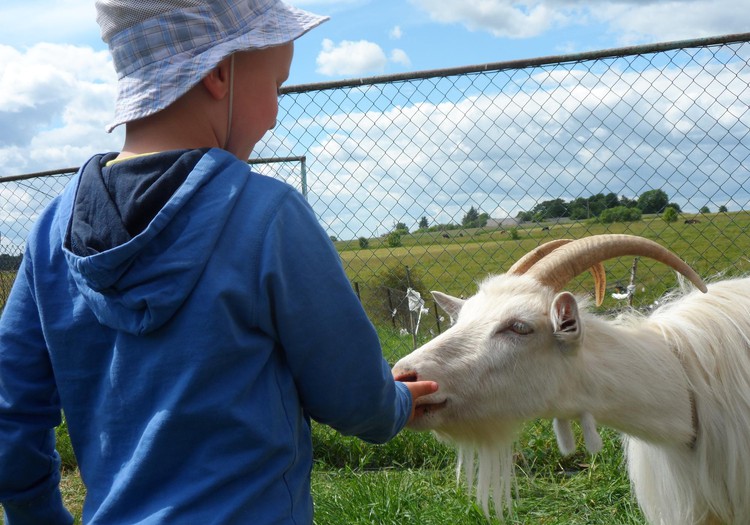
[486,217,522,229]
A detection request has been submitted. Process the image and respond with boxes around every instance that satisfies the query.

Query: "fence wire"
[2,34,750,362]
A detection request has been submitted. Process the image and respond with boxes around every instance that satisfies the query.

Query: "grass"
[46,420,645,524]
[341,211,750,283]
[0,271,16,311]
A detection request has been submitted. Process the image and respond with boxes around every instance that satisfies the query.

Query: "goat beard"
[434,425,519,519]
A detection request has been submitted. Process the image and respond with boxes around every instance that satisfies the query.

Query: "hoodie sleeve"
[0,256,73,525]
[256,189,412,444]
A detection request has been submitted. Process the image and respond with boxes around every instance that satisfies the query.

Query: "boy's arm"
[257,190,421,443]
[0,259,73,525]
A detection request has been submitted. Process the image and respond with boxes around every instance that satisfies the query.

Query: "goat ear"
[551,292,582,347]
[431,291,465,322]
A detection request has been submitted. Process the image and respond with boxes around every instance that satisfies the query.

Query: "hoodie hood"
[61,148,249,335]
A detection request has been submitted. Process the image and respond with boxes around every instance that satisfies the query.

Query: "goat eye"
[510,321,533,335]
[494,321,533,337]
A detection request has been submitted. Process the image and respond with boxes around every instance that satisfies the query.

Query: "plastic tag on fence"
[406,288,425,313]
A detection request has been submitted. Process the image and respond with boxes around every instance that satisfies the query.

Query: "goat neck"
[573,313,696,447]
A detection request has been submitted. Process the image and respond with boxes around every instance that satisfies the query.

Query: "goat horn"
[507,239,574,275]
[508,239,608,306]
[524,234,708,296]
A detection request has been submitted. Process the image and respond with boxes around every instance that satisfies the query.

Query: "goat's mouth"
[394,371,418,383]
[414,398,448,413]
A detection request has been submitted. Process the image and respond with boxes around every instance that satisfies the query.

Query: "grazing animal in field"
[685,219,701,224]
[394,234,750,524]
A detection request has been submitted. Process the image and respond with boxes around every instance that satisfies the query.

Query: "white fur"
[393,275,750,525]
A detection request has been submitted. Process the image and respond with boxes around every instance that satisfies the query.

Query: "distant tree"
[462,206,480,227]
[329,235,338,242]
[700,206,710,214]
[662,206,679,223]
[530,198,568,220]
[719,205,728,213]
[605,192,620,209]
[569,194,619,220]
[461,207,488,228]
[418,216,429,230]
[568,197,589,220]
[516,210,533,222]
[387,231,402,248]
[638,189,670,214]
[358,237,369,249]
[394,222,409,234]
[587,194,608,217]
[597,206,642,223]
[620,195,638,208]
[568,205,588,221]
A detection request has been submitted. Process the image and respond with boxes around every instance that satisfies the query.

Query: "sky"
[1,0,748,178]
[0,0,749,244]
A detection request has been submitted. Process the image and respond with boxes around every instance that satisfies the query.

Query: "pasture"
[339,211,750,296]
[338,211,750,361]
[4,211,749,524]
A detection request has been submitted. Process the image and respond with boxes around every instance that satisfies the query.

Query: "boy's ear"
[201,57,232,101]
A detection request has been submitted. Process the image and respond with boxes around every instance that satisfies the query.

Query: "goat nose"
[393,370,419,383]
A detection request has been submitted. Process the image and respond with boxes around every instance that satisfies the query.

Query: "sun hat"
[96,0,328,132]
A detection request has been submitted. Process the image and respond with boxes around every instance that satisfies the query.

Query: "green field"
[3,211,750,523]
[339,211,750,362]
[339,211,750,297]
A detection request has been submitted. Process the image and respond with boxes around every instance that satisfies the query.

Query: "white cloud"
[409,0,572,38]
[315,40,417,76]
[390,49,411,67]
[595,1,750,44]
[316,39,389,76]
[409,0,749,42]
[390,26,403,39]
[0,43,122,177]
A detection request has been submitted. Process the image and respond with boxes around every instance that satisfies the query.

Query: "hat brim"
[106,2,327,132]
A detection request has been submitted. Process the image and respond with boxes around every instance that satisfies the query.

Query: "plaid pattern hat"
[96,0,328,132]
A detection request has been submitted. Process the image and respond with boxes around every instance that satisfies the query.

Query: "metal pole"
[628,258,639,307]
[405,266,417,349]
[300,157,307,200]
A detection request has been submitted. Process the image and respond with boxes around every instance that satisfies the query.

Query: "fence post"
[405,266,417,349]
[386,288,396,328]
[434,301,442,334]
[628,257,639,307]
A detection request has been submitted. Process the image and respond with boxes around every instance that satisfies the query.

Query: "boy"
[0,1,437,523]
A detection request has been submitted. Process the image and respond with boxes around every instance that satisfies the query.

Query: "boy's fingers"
[404,380,438,399]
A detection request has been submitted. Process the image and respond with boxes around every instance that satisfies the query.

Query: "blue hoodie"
[0,148,411,524]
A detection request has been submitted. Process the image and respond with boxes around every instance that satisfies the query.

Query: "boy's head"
[95,0,327,151]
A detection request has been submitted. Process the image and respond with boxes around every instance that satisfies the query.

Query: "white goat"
[393,234,750,525]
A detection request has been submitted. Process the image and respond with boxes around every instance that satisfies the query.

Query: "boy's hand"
[400,380,439,423]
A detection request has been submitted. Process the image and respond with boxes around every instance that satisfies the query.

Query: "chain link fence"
[2,33,750,362]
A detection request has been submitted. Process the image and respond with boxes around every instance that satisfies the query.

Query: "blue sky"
[1,0,747,178]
